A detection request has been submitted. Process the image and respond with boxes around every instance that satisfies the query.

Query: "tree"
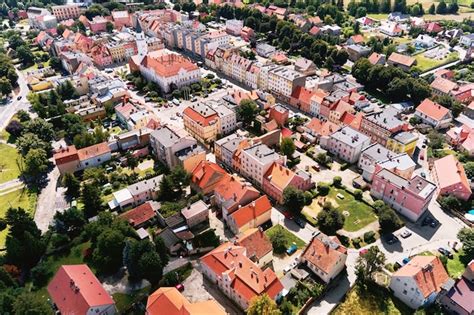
[154,236,169,266]
[378,206,402,234]
[5,120,23,137]
[317,182,330,196]
[173,3,181,10]
[30,261,52,287]
[49,56,62,71]
[16,45,34,67]
[53,206,86,238]
[13,292,53,315]
[106,21,114,33]
[247,293,281,315]
[82,182,102,218]
[317,208,345,235]
[315,152,329,165]
[92,228,126,274]
[436,1,447,14]
[24,148,48,178]
[56,80,78,100]
[8,34,25,50]
[24,118,54,142]
[269,227,288,254]
[16,133,51,157]
[428,3,435,14]
[332,176,342,187]
[464,162,474,179]
[16,110,30,122]
[123,239,164,284]
[427,130,445,150]
[138,251,163,284]
[283,186,306,214]
[63,173,81,198]
[280,137,295,158]
[438,195,463,212]
[458,228,474,261]
[0,77,12,96]
[355,246,385,286]
[237,99,258,126]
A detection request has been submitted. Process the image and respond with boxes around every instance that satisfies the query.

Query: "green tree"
[428,3,435,14]
[317,208,345,235]
[0,77,12,96]
[56,80,78,100]
[92,229,126,274]
[355,246,385,287]
[24,148,48,178]
[16,45,34,67]
[332,176,342,187]
[438,195,463,212]
[283,186,306,214]
[63,172,81,198]
[49,56,62,71]
[280,137,295,158]
[82,182,102,218]
[317,182,330,196]
[24,118,54,142]
[123,239,163,284]
[378,206,402,234]
[30,261,52,287]
[53,206,86,238]
[268,228,288,254]
[13,292,53,315]
[106,21,114,33]
[436,1,447,14]
[247,293,281,315]
[458,228,474,261]
[464,162,474,179]
[237,99,258,126]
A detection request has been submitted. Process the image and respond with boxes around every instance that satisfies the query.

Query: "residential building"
[146,287,226,315]
[190,161,227,195]
[227,195,272,234]
[53,142,112,175]
[213,174,260,219]
[269,104,289,127]
[371,169,436,221]
[294,57,317,75]
[51,4,80,21]
[387,52,416,71]
[268,67,306,101]
[176,143,206,173]
[48,265,116,315]
[321,126,371,163]
[374,153,416,180]
[415,98,452,129]
[301,233,348,283]
[290,86,315,114]
[380,22,403,37]
[27,7,57,29]
[346,44,371,61]
[108,175,163,210]
[129,51,200,93]
[368,52,386,65]
[262,163,313,204]
[256,43,276,57]
[240,143,285,186]
[150,125,197,169]
[432,155,472,201]
[112,10,132,29]
[460,33,474,47]
[309,89,329,117]
[200,243,283,310]
[119,201,159,229]
[439,261,474,315]
[226,19,244,35]
[183,103,220,145]
[386,131,418,156]
[90,16,108,33]
[389,256,451,309]
[213,102,237,135]
[360,107,408,146]
[240,26,255,42]
[181,200,209,228]
[431,77,458,97]
[235,228,273,268]
[414,34,436,48]
[358,144,412,181]
[304,118,340,143]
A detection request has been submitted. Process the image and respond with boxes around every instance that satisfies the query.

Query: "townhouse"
[290,86,315,114]
[269,105,289,127]
[256,43,277,58]
[215,133,247,169]
[371,169,436,222]
[201,243,283,310]
[359,106,408,146]
[129,51,200,93]
[213,101,237,136]
[111,10,132,29]
[53,142,112,175]
[386,131,419,156]
[309,89,330,118]
[190,161,227,195]
[321,126,371,164]
[181,200,210,228]
[268,66,306,102]
[227,195,272,234]
[414,98,452,129]
[51,4,81,21]
[150,125,198,169]
[439,261,474,315]
[301,233,348,283]
[240,143,286,186]
[183,103,220,145]
[235,228,273,268]
[303,118,340,144]
[262,163,313,204]
[430,77,458,97]
[118,201,160,229]
[389,256,451,309]
[432,155,472,201]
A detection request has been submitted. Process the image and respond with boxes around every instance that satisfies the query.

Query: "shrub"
[318,182,330,196]
[304,191,313,205]
[333,176,342,187]
[352,237,362,248]
[354,189,363,200]
[363,231,376,244]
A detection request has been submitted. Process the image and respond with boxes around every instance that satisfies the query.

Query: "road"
[0,68,31,130]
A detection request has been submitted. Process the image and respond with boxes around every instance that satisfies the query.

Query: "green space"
[113,286,150,314]
[446,250,468,278]
[414,51,459,72]
[0,188,37,247]
[265,224,306,249]
[0,143,22,184]
[366,13,389,20]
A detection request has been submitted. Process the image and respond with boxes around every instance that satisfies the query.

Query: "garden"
[265,224,306,255]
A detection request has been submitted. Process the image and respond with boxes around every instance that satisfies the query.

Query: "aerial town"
[0,0,473,314]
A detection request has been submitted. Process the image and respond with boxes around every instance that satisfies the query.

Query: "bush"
[333,176,342,187]
[30,262,52,287]
[354,189,363,200]
[363,231,376,244]
[304,191,313,205]
[352,237,362,248]
[318,182,330,196]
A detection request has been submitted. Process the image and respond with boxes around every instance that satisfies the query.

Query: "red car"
[282,211,294,220]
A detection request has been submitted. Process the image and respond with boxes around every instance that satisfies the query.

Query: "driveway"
[182,268,243,315]
[271,207,318,243]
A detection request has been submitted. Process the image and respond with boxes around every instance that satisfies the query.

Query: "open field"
[330,188,377,232]
[0,143,21,184]
[414,51,459,72]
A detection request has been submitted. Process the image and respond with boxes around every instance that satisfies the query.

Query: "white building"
[213,102,237,136]
[321,126,371,163]
[268,66,306,101]
[256,43,277,58]
[225,19,244,36]
[215,133,246,169]
[240,143,285,186]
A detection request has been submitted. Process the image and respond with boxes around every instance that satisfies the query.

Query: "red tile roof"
[416,98,451,122]
[368,52,384,65]
[393,256,450,298]
[77,142,111,161]
[235,228,272,262]
[54,145,79,165]
[291,86,315,105]
[350,34,364,44]
[183,106,219,127]
[142,53,199,78]
[306,118,340,137]
[119,202,156,227]
[301,234,347,274]
[214,175,260,209]
[191,161,227,192]
[430,77,458,94]
[47,265,114,314]
[433,154,471,195]
[388,52,416,67]
[230,195,272,228]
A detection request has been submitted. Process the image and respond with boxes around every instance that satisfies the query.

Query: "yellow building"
[387,132,418,156]
[183,103,220,146]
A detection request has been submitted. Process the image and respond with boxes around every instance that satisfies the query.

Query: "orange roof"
[416,98,451,122]
[214,175,260,208]
[143,53,199,78]
[306,118,340,137]
[309,26,320,35]
[54,145,79,165]
[119,202,156,227]
[393,256,450,298]
[388,52,415,67]
[291,86,315,105]
[264,163,297,191]
[201,243,283,303]
[230,195,272,228]
[430,77,458,94]
[340,112,355,126]
[349,112,364,130]
[146,287,225,315]
[433,154,471,194]
[235,228,272,261]
[77,142,111,161]
[332,99,354,115]
[183,106,219,127]
[146,118,161,130]
[191,161,227,191]
[350,34,364,44]
[368,52,384,65]
[301,234,347,274]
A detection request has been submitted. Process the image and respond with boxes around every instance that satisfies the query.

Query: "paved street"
[0,68,31,130]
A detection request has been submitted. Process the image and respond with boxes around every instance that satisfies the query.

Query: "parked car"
[422,217,439,228]
[294,217,306,228]
[286,243,297,255]
[17,96,22,100]
[438,247,453,259]
[400,230,412,238]
[175,284,184,292]
[420,172,426,178]
[283,265,292,274]
[282,211,294,220]
[172,99,179,105]
[402,257,411,265]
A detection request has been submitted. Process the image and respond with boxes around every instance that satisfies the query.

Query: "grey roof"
[176,144,205,161]
[362,144,398,162]
[164,213,186,228]
[378,153,416,171]
[269,66,305,80]
[216,133,244,153]
[127,175,163,197]
[181,200,209,219]
[151,126,181,148]
[365,106,404,130]
[189,102,217,118]
[331,126,370,147]
[244,143,281,163]
[392,131,418,144]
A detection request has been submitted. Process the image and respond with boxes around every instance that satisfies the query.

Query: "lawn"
[327,188,377,232]
[265,224,306,249]
[0,188,38,248]
[113,286,150,314]
[366,13,389,20]
[446,250,468,279]
[0,143,22,184]
[414,51,459,72]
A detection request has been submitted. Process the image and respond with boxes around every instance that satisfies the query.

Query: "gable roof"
[230,195,272,228]
[416,98,451,122]
[388,52,415,67]
[393,256,450,298]
[368,52,385,65]
[191,161,227,192]
[77,142,110,161]
[430,77,458,94]
[118,201,157,227]
[433,154,471,194]
[47,265,114,314]
[301,234,347,274]
[235,228,272,262]
[214,175,260,208]
[142,53,199,78]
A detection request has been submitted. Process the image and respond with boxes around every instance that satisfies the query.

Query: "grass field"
[0,188,38,248]
[414,51,459,72]
[447,250,468,278]
[113,286,150,314]
[265,224,306,249]
[0,143,21,184]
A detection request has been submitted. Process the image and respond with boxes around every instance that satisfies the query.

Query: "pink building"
[371,169,436,222]
[432,155,472,201]
[91,45,113,68]
[89,16,108,33]
[112,10,131,29]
